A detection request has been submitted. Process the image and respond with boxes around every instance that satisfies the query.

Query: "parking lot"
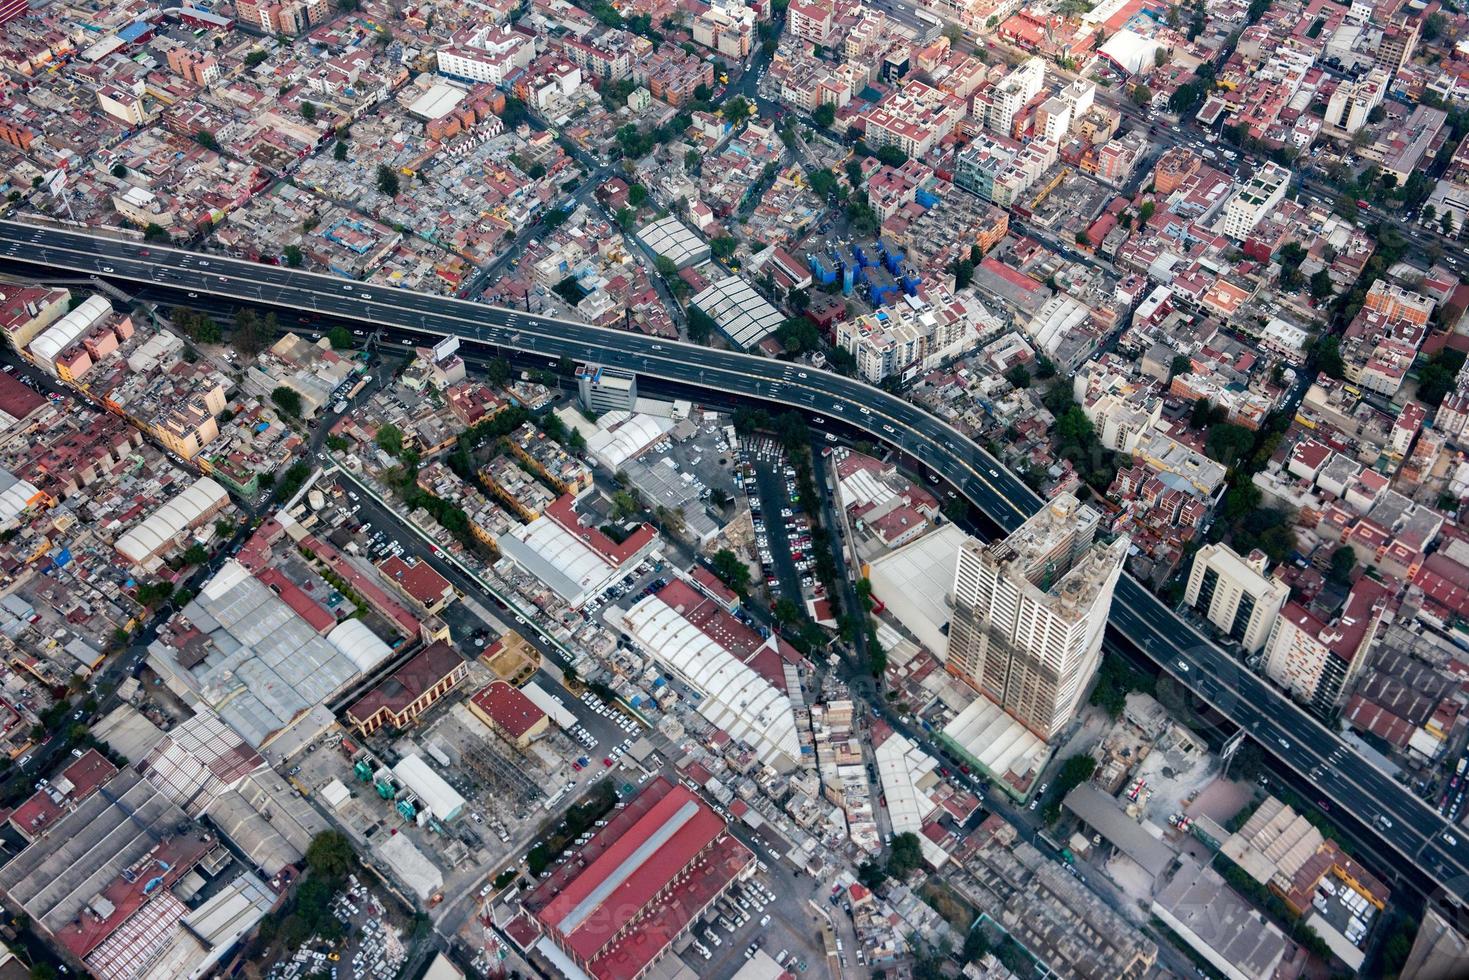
[740,436,819,604]
[677,866,827,978]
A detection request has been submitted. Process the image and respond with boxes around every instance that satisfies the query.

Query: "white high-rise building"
[987,57,1045,138]
[1263,578,1388,714]
[1324,69,1389,134]
[1221,162,1291,240]
[946,493,1128,740]
[1184,544,1289,654]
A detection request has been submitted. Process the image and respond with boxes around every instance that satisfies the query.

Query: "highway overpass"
[2,219,1466,903]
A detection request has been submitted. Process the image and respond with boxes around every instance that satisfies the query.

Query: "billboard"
[432,336,460,362]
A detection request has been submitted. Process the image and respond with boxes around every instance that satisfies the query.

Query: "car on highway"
[1176,660,1189,672]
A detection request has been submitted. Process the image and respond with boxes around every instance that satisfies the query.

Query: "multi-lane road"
[3,218,1467,901]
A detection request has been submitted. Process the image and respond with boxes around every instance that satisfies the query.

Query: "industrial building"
[499,494,658,608]
[619,580,800,770]
[0,768,218,971]
[689,276,785,349]
[522,778,754,980]
[393,753,466,822]
[149,559,386,747]
[636,216,709,269]
[114,476,230,571]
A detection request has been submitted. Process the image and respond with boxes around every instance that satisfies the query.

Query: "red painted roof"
[528,779,751,980]
[254,567,335,633]
[545,494,656,568]
[378,554,454,606]
[470,681,546,739]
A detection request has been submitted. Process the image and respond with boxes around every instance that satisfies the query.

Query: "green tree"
[1138,200,1156,222]
[654,255,679,278]
[283,244,303,267]
[194,130,221,152]
[1131,83,1153,105]
[305,831,357,879]
[627,183,648,208]
[183,543,209,565]
[1205,423,1254,467]
[143,223,170,242]
[951,258,975,289]
[334,140,348,162]
[375,423,405,457]
[875,145,908,167]
[812,103,836,128]
[1328,545,1356,585]
[1169,354,1192,379]
[1308,267,1333,301]
[1313,334,1344,379]
[244,50,268,67]
[808,168,839,198]
[376,164,400,197]
[710,549,752,594]
[1442,210,1456,236]
[271,386,304,417]
[687,304,718,343]
[710,236,738,261]
[888,832,924,877]
[301,101,317,123]
[111,163,127,178]
[327,325,354,349]
[1005,364,1031,389]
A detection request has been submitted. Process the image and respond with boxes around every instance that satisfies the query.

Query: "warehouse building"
[522,778,753,980]
[618,580,800,770]
[689,276,784,349]
[114,476,230,571]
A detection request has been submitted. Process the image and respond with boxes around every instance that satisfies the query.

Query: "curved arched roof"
[327,618,392,673]
[28,295,111,366]
[623,594,798,766]
[116,476,229,565]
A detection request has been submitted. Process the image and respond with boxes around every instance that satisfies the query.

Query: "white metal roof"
[116,476,228,565]
[873,731,948,868]
[691,277,784,348]
[0,467,39,526]
[586,414,673,471]
[327,618,392,673]
[501,516,613,604]
[393,754,465,821]
[28,294,111,366]
[622,594,799,767]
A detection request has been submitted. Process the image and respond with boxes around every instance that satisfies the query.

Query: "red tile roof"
[545,494,656,568]
[345,641,465,724]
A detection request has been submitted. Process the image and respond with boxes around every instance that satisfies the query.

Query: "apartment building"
[437,25,534,85]
[692,0,756,59]
[946,494,1129,740]
[1363,278,1435,326]
[1263,579,1389,715]
[235,0,330,35]
[1220,162,1291,240]
[863,80,967,159]
[986,57,1045,138]
[1324,69,1388,134]
[1185,544,1289,654]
